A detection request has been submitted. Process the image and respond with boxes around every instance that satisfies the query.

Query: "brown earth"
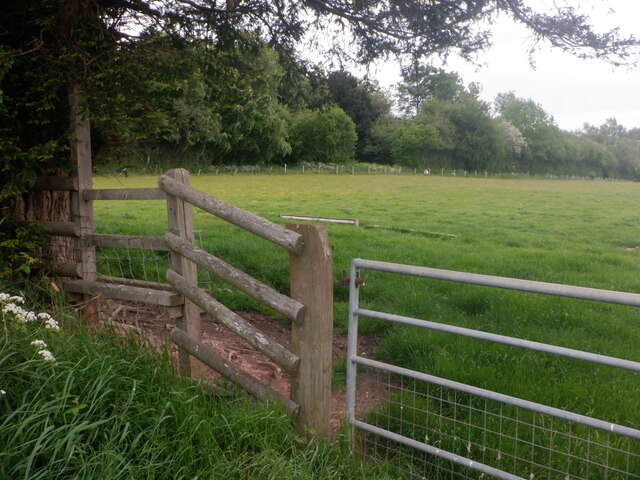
[97,300,388,435]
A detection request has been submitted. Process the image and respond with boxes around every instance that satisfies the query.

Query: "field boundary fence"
[33,167,334,436]
[346,258,640,479]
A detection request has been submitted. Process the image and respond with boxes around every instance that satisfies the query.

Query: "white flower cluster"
[0,293,24,304]
[1,292,60,364]
[2,302,37,323]
[0,293,60,330]
[38,312,60,331]
[30,339,56,362]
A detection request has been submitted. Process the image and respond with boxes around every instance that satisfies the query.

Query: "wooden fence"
[34,167,334,437]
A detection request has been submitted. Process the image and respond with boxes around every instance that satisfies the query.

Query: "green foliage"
[289,106,357,164]
[0,217,48,283]
[390,122,440,168]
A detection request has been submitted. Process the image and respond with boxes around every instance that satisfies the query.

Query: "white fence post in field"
[164,169,200,376]
[287,223,333,437]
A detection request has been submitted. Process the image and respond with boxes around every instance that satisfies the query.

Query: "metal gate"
[346,259,640,479]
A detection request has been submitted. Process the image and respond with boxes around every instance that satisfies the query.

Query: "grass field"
[93,172,640,476]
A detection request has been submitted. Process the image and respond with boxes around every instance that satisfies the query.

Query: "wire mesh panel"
[353,367,640,480]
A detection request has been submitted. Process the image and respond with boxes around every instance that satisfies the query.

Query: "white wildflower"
[31,339,48,348]
[39,313,60,330]
[0,389,5,395]
[0,293,24,304]
[44,318,60,330]
[37,350,56,362]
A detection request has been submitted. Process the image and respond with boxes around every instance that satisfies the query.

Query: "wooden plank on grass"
[280,214,360,227]
[167,269,300,375]
[84,188,166,201]
[164,231,305,325]
[171,328,299,420]
[63,279,183,306]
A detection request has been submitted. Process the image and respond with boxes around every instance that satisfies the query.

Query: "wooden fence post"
[70,86,97,320]
[287,223,333,437]
[164,169,200,376]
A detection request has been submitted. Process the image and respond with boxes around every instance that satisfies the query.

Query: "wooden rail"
[64,279,183,306]
[164,232,305,324]
[38,221,80,237]
[84,188,166,201]
[158,174,303,254]
[171,328,299,420]
[167,269,300,374]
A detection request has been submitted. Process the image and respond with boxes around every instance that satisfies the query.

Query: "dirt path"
[99,301,387,435]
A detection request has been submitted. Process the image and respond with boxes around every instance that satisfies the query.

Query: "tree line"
[84,34,639,180]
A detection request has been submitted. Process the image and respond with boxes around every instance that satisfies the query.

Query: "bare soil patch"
[98,300,387,435]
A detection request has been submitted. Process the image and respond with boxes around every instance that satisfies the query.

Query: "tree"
[397,62,465,116]
[390,122,440,168]
[583,119,640,179]
[289,106,357,164]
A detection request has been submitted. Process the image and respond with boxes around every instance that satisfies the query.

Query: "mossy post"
[165,169,200,376]
[287,223,333,437]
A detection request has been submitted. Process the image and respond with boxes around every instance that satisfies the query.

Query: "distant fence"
[34,168,334,437]
[346,258,640,479]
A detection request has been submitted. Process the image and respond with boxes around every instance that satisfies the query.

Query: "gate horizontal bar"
[353,356,640,440]
[355,308,640,372]
[353,259,640,307]
[352,419,525,480]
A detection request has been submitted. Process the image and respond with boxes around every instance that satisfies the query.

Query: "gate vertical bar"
[288,223,333,437]
[165,169,200,376]
[346,259,360,432]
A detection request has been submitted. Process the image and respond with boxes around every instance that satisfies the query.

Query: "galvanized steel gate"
[346,259,640,479]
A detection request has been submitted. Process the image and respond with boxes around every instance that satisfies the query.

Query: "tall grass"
[0,285,392,479]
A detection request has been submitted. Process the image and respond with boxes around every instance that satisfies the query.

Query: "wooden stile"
[287,223,333,437]
[167,269,300,374]
[158,174,303,254]
[164,231,305,324]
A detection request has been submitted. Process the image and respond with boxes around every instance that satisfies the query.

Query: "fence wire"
[354,368,639,480]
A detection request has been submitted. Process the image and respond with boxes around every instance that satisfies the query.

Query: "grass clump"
[0,287,390,480]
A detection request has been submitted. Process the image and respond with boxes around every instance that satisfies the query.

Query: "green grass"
[0,286,392,479]
[91,172,640,476]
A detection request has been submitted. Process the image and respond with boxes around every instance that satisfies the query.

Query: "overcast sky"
[367,1,640,131]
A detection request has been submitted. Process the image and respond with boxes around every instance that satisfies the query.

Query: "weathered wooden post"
[164,169,200,376]
[70,86,97,320]
[287,223,333,437]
